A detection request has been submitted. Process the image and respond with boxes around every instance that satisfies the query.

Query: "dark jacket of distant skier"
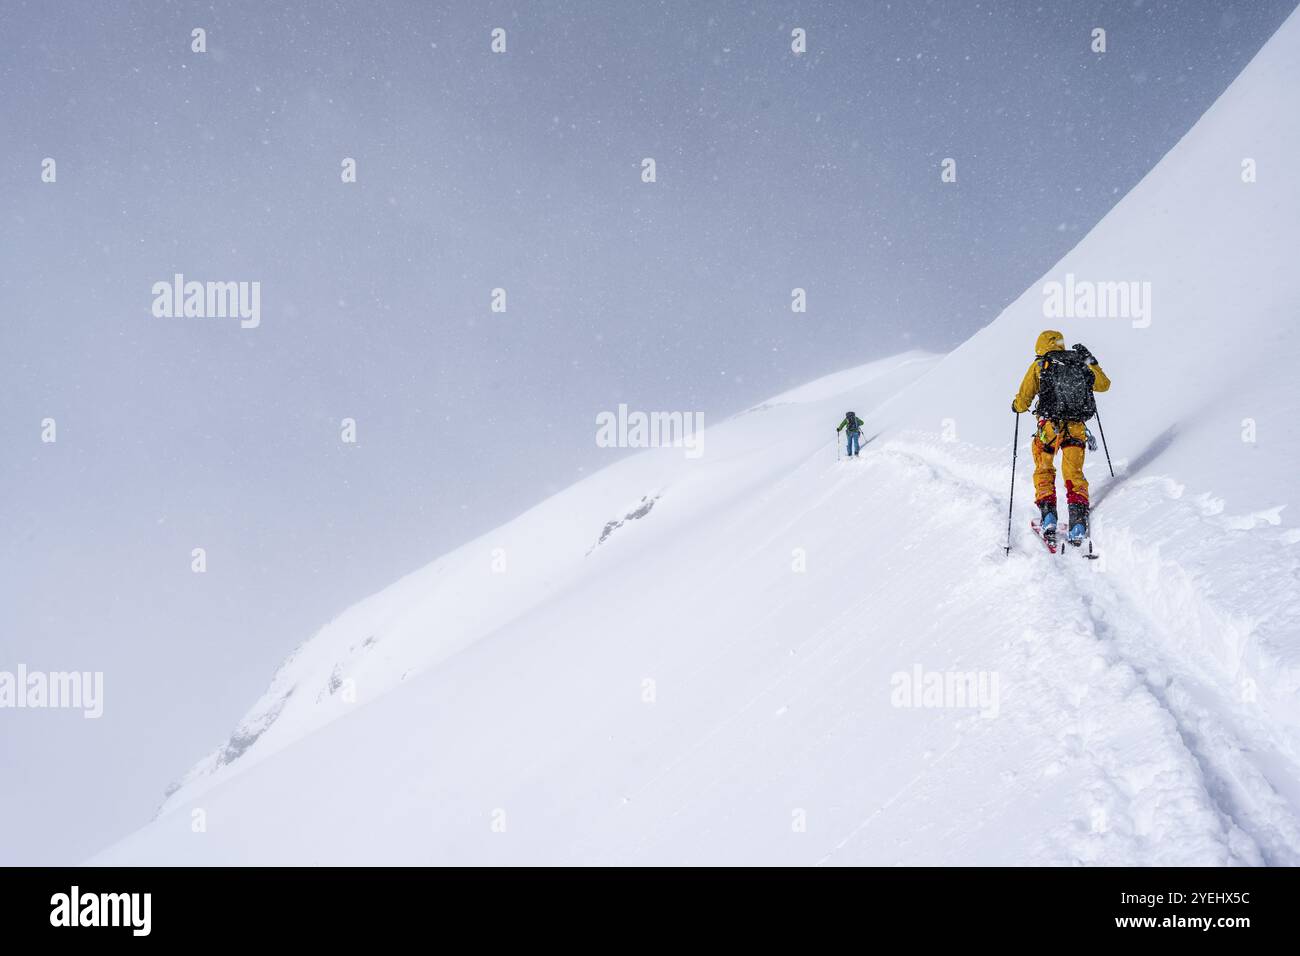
[1011,329,1112,544]
[837,411,864,457]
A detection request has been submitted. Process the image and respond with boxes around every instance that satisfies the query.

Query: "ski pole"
[1005,412,1019,555]
[836,431,840,461]
[1094,406,1115,478]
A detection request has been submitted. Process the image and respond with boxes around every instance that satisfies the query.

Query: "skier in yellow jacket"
[1011,330,1111,546]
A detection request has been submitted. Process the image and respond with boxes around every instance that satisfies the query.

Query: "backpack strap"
[1044,418,1086,449]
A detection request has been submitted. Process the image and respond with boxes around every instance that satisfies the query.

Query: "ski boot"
[1038,501,1058,548]
[1067,502,1089,547]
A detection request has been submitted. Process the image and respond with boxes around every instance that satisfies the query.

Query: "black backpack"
[1034,350,1096,422]
[844,411,861,431]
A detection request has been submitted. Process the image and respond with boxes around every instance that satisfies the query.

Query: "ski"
[1029,520,1057,554]
[1032,519,1100,559]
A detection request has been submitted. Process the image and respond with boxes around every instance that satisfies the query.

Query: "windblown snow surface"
[97,10,1300,866]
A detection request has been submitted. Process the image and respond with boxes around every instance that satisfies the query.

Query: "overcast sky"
[2,0,1296,864]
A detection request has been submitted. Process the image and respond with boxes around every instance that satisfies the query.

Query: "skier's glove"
[1072,343,1097,365]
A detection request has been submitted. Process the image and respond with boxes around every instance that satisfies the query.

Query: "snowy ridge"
[156,352,940,817]
[100,8,1300,865]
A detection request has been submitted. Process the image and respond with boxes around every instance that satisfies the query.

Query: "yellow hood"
[1035,329,1065,355]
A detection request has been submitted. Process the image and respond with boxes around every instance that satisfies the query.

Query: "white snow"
[94,8,1300,866]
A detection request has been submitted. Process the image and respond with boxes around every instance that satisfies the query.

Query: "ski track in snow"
[834,435,1300,866]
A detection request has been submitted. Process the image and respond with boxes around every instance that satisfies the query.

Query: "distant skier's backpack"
[1034,350,1096,422]
[844,411,861,432]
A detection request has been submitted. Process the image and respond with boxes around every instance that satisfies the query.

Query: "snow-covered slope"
[96,9,1300,866]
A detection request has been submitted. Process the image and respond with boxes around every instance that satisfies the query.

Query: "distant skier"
[837,411,864,457]
[1011,330,1111,546]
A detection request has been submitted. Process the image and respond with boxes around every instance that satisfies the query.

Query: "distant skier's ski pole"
[1094,405,1115,478]
[1005,412,1019,555]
